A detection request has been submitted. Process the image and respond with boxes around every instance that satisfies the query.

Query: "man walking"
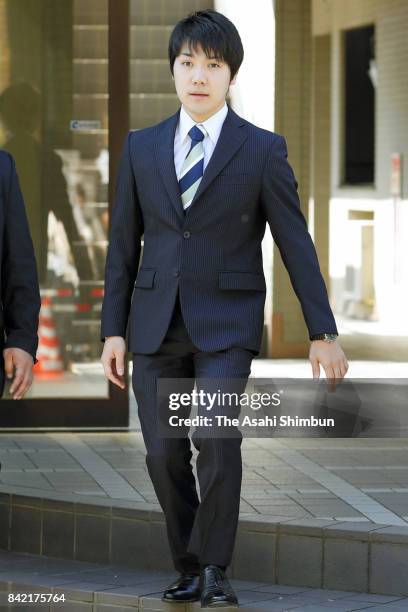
[0,150,40,400]
[101,10,348,607]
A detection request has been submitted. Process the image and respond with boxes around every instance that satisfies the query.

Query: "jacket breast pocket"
[134,268,156,289]
[218,271,266,292]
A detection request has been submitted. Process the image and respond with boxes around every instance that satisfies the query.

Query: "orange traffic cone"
[33,295,64,379]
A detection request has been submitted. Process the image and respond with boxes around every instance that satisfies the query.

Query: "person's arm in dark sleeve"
[100,131,144,341]
[260,134,338,338]
[2,153,41,361]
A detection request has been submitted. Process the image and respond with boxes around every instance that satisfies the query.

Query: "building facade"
[0,0,406,425]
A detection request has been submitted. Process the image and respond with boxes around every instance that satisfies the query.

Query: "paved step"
[2,490,408,599]
[3,433,408,596]
[0,550,408,611]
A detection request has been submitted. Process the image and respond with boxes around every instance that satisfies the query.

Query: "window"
[343,25,375,185]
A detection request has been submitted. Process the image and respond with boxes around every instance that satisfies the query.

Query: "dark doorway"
[344,24,375,185]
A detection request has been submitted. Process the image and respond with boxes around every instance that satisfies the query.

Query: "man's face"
[172,42,236,122]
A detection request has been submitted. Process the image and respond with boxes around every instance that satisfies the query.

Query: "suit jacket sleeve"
[101,131,144,340]
[260,135,338,338]
[2,153,41,361]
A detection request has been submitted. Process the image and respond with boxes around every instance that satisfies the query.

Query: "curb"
[1,489,408,596]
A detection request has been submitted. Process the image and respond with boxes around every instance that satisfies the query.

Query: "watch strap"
[310,333,338,342]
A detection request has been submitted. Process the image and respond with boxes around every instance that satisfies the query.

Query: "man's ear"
[230,72,237,86]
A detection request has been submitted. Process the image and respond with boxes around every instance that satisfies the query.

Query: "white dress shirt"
[174,102,228,180]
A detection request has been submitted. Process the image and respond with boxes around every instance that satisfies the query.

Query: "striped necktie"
[178,124,207,211]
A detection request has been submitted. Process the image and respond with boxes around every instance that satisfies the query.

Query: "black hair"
[168,9,244,81]
[0,82,41,134]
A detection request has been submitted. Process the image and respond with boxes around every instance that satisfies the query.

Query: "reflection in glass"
[0,0,108,397]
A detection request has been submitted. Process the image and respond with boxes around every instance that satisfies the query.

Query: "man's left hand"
[3,348,34,400]
[309,339,348,389]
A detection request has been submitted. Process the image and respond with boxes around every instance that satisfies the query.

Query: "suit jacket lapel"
[153,105,248,220]
[154,108,184,222]
[186,105,248,213]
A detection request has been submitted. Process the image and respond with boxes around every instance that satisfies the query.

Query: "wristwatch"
[310,333,338,342]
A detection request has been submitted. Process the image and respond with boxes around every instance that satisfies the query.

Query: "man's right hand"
[101,336,126,389]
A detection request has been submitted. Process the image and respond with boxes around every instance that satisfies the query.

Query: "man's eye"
[209,63,220,68]
[182,61,192,66]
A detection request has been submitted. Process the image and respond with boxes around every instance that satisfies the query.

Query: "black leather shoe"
[162,572,201,603]
[200,565,238,608]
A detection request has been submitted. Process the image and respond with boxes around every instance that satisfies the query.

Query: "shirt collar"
[179,102,228,145]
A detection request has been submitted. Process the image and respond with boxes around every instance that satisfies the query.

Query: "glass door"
[0,0,129,427]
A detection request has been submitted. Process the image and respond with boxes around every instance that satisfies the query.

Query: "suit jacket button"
[173,270,180,277]
[183,231,191,239]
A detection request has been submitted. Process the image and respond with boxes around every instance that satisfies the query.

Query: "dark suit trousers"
[132,292,254,573]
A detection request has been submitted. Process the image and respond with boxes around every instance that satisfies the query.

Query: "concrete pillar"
[271,0,312,357]
[311,34,331,285]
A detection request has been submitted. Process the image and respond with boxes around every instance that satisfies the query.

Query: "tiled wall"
[129,0,212,129]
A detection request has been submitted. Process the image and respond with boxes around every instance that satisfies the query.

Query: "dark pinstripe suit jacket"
[101,105,337,354]
[0,151,41,392]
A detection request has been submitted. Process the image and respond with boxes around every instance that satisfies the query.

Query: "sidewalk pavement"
[1,425,408,527]
[0,550,408,611]
[1,354,408,526]
[1,358,408,602]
